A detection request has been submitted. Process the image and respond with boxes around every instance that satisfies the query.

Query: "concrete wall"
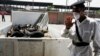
[0,38,71,56]
[0,39,16,56]
[48,12,58,24]
[48,12,73,24]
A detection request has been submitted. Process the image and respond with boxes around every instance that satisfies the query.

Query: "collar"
[76,16,88,26]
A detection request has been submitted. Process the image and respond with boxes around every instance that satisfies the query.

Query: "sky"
[15,0,100,7]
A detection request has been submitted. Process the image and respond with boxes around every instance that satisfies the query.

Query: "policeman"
[62,1,100,56]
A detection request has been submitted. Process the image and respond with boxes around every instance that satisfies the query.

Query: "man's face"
[72,6,85,20]
[72,6,83,20]
[72,6,81,13]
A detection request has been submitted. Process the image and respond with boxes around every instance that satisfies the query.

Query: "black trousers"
[2,15,5,22]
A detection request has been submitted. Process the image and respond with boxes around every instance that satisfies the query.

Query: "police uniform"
[62,1,100,56]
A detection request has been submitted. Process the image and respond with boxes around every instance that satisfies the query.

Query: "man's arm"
[61,16,73,38]
[61,28,70,38]
[93,21,100,56]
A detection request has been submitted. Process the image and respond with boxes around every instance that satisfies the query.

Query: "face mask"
[73,12,80,20]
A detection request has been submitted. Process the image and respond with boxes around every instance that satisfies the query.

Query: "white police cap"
[71,1,85,8]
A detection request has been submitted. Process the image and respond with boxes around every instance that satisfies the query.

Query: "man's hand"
[64,16,73,29]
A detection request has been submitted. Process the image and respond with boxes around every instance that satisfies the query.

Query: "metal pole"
[77,0,80,1]
[87,1,90,16]
[32,0,34,10]
[66,0,67,12]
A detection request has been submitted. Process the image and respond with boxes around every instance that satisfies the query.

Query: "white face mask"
[73,12,80,20]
